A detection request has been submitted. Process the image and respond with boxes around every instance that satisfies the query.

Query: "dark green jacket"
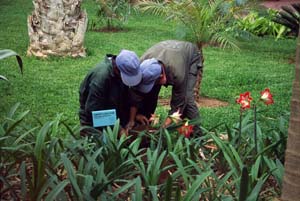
[79,55,130,127]
[139,40,203,116]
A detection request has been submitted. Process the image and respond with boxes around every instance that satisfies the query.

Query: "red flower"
[236,91,253,109]
[177,121,194,138]
[260,88,274,105]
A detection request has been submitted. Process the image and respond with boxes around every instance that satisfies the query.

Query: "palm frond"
[136,0,169,16]
[273,3,300,35]
[136,0,239,48]
[211,31,240,50]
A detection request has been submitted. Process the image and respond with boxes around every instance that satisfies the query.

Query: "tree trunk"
[193,42,204,103]
[281,27,300,201]
[27,0,88,58]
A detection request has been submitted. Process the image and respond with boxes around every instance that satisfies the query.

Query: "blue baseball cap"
[116,50,142,87]
[137,58,162,93]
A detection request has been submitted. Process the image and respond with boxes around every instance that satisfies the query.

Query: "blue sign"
[92,109,117,127]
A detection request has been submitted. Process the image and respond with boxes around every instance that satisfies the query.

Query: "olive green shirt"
[79,55,130,127]
[140,40,203,117]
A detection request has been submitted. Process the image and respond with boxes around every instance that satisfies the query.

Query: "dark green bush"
[236,9,288,39]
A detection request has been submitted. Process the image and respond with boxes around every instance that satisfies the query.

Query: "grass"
[0,0,296,130]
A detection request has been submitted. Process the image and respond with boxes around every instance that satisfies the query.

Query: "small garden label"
[92,109,116,127]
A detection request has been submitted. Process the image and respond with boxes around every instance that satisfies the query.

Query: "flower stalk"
[253,104,257,155]
[238,107,243,146]
[236,88,274,155]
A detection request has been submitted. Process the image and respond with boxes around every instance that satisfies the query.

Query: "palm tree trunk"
[27,0,88,58]
[281,27,300,201]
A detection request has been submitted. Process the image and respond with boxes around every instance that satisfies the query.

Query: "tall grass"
[0,0,296,130]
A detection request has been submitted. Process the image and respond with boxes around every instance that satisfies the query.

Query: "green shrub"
[89,0,131,31]
[236,9,288,39]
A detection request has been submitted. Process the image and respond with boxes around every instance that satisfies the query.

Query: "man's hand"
[119,127,128,137]
[126,121,135,130]
[163,117,172,128]
[136,114,149,125]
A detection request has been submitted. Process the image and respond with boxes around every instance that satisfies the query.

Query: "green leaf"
[112,178,138,197]
[175,185,182,201]
[133,176,142,201]
[164,175,173,201]
[44,180,69,201]
[0,49,18,59]
[13,127,38,145]
[7,102,21,119]
[0,75,8,81]
[20,161,27,200]
[170,152,189,187]
[37,175,58,201]
[5,112,29,136]
[34,122,52,188]
[149,185,159,201]
[210,133,239,177]
[216,169,235,192]
[0,49,23,73]
[250,155,261,182]
[229,144,243,170]
[246,173,269,201]
[263,157,284,188]
[61,153,83,200]
[164,129,173,152]
[183,170,212,201]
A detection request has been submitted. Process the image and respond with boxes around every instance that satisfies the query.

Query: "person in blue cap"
[79,49,142,136]
[127,40,203,136]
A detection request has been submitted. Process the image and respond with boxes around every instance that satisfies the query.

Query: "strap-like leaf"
[44,180,69,201]
[0,49,18,59]
[183,170,212,201]
[0,49,23,73]
[61,153,83,199]
[282,5,299,22]
[0,75,8,81]
[292,3,300,14]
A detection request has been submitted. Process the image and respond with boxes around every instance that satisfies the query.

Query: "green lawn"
[0,0,296,130]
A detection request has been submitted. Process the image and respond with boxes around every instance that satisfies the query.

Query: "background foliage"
[0,0,296,129]
[0,0,297,200]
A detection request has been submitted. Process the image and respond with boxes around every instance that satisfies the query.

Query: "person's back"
[136,40,203,136]
[140,40,201,86]
[79,55,128,128]
[79,50,142,135]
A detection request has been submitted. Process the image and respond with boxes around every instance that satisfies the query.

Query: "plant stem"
[238,108,242,146]
[254,104,257,155]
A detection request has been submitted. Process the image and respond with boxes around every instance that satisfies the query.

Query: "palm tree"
[136,0,247,101]
[281,27,300,201]
[27,0,88,58]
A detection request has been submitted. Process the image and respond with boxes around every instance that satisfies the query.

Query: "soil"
[158,96,229,108]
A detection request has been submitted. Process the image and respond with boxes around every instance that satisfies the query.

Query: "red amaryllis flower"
[260,88,274,105]
[177,121,194,138]
[236,91,253,109]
